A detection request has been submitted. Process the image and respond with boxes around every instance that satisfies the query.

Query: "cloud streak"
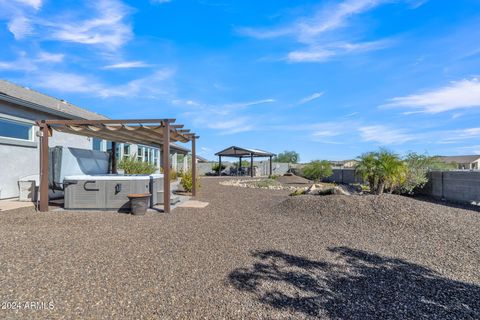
[32,68,175,98]
[103,61,152,69]
[384,78,480,113]
[299,92,324,104]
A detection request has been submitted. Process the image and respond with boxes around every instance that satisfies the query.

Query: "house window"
[92,138,102,151]
[0,117,33,141]
[123,144,130,158]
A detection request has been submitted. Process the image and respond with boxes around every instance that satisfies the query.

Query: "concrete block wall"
[421,171,480,204]
[323,168,362,184]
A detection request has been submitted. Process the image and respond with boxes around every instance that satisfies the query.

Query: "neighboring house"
[196,155,209,163]
[330,160,358,168]
[0,80,189,199]
[438,155,480,170]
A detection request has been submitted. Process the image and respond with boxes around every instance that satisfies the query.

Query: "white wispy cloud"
[1,0,133,49]
[238,0,415,62]
[0,52,37,71]
[384,78,480,113]
[36,51,64,62]
[299,92,324,104]
[151,0,171,3]
[206,117,255,134]
[0,0,41,39]
[438,127,480,144]
[103,61,152,69]
[13,0,42,10]
[183,98,275,134]
[239,0,382,41]
[7,16,33,39]
[43,0,133,49]
[359,125,415,144]
[32,68,175,98]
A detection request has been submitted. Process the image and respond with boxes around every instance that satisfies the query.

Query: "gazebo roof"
[215,146,275,157]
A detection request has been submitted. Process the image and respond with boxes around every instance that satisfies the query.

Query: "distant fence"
[322,169,362,184]
[420,170,480,204]
[196,161,298,176]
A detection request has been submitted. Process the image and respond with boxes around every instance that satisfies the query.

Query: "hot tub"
[64,174,164,210]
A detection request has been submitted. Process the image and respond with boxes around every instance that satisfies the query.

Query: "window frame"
[0,114,36,148]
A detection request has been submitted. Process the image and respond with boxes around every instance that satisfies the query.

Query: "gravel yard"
[1,177,479,319]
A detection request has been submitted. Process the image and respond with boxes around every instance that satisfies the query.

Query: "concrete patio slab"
[0,199,35,212]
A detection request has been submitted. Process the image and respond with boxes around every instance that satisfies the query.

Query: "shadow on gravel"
[228,248,480,319]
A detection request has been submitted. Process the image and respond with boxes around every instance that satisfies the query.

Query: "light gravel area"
[0,177,479,319]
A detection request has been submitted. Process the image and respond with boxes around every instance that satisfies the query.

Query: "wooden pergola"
[215,146,275,177]
[35,119,199,213]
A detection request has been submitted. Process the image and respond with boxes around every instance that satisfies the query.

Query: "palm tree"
[375,150,406,194]
[356,149,406,194]
[356,152,378,192]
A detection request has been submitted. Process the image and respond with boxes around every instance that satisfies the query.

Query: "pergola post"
[269,155,273,177]
[191,135,197,197]
[111,141,117,174]
[250,153,254,177]
[239,156,243,176]
[38,122,50,212]
[163,121,171,213]
[218,156,222,176]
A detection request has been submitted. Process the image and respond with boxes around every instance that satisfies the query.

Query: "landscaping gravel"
[0,177,479,319]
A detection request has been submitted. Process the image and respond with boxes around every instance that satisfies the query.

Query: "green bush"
[274,150,300,163]
[302,160,333,182]
[118,156,157,174]
[212,163,226,174]
[180,170,200,193]
[401,152,457,194]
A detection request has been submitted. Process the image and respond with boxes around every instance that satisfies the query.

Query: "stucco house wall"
[0,99,92,199]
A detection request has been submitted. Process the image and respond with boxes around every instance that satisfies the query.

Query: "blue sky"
[1,0,480,161]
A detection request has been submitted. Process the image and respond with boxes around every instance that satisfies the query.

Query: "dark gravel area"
[0,177,479,319]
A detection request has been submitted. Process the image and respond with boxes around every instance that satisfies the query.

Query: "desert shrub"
[251,179,277,188]
[180,170,200,193]
[212,163,226,174]
[302,160,333,182]
[118,155,157,174]
[169,169,178,181]
[400,153,457,194]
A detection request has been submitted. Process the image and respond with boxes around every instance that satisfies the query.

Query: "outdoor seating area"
[215,146,276,177]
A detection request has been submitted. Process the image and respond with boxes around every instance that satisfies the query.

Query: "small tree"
[274,151,300,164]
[302,160,333,182]
[401,152,456,194]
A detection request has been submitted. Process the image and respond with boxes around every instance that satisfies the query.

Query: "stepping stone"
[176,200,209,208]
